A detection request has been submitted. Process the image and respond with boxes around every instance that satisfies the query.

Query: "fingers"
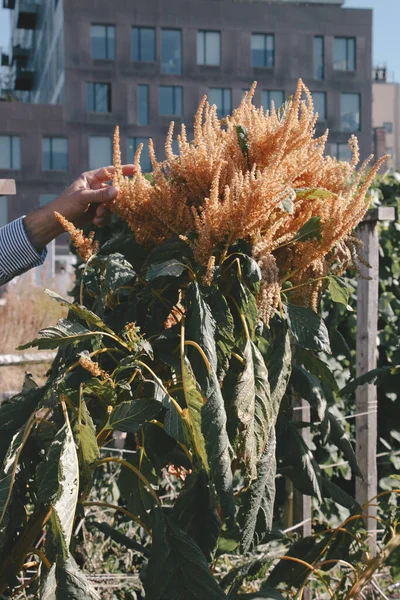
[93,203,111,228]
[84,164,135,185]
[81,185,119,205]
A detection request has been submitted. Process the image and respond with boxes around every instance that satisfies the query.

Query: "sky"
[0,0,400,81]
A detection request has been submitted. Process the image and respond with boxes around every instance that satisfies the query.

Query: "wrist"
[23,205,64,251]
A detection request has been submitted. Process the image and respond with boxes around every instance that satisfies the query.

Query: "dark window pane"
[161,29,182,74]
[87,83,94,111]
[138,85,149,125]
[209,87,231,118]
[334,37,355,71]
[252,34,274,68]
[91,25,107,59]
[338,143,352,162]
[107,26,115,60]
[11,137,21,169]
[159,86,182,116]
[42,138,51,170]
[312,92,326,121]
[89,136,112,170]
[0,136,20,169]
[127,137,151,172]
[132,27,139,60]
[197,31,220,65]
[95,83,110,112]
[141,28,155,61]
[314,36,324,80]
[347,38,355,70]
[340,93,360,132]
[175,87,183,115]
[0,197,7,227]
[42,137,68,171]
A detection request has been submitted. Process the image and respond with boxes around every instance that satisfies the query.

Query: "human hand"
[49,164,135,227]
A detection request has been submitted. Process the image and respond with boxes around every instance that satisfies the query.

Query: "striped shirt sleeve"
[0,217,47,286]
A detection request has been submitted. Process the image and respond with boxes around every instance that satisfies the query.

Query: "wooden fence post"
[356,207,395,552]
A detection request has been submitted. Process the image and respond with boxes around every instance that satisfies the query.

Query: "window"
[159,86,183,116]
[312,91,327,121]
[251,34,274,68]
[262,90,284,111]
[334,37,356,71]
[340,93,360,132]
[0,136,20,170]
[89,136,112,170]
[208,88,232,119]
[0,198,8,228]
[87,82,111,112]
[197,31,221,66]
[161,29,182,74]
[132,27,156,62]
[138,85,149,126]
[127,137,151,172]
[383,122,393,134]
[39,194,58,207]
[330,143,352,162]
[386,147,393,158]
[42,138,68,171]
[314,36,324,80]
[91,25,115,60]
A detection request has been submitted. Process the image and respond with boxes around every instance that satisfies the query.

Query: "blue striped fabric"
[0,217,47,286]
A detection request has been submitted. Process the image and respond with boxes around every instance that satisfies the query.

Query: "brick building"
[0,0,373,237]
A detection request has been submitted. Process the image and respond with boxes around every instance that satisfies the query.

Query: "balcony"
[12,45,30,66]
[16,2,38,30]
[14,66,34,90]
[3,0,16,8]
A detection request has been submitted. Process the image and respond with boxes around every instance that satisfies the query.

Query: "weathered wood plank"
[0,179,16,196]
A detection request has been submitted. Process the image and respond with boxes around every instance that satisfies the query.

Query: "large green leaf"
[146,259,187,281]
[233,341,272,479]
[36,419,79,546]
[144,507,227,599]
[187,283,235,519]
[118,450,157,528]
[267,323,292,413]
[321,478,361,512]
[285,304,331,354]
[92,521,149,556]
[73,399,99,487]
[171,470,221,561]
[207,288,236,379]
[0,426,28,525]
[102,252,135,295]
[40,513,100,600]
[328,275,352,307]
[339,366,397,396]
[294,347,338,392]
[239,426,276,552]
[328,412,361,477]
[291,216,322,243]
[291,364,327,425]
[18,319,98,350]
[105,399,162,433]
[181,361,208,470]
[45,290,114,334]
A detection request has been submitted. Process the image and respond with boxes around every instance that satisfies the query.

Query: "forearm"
[23,202,65,252]
[0,218,47,286]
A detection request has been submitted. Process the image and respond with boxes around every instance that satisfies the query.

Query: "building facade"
[372,76,400,170]
[0,0,373,235]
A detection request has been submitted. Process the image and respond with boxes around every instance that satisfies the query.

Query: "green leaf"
[339,366,397,396]
[18,318,97,350]
[102,252,135,294]
[118,450,157,527]
[279,188,296,214]
[233,341,272,479]
[328,276,351,306]
[236,125,250,158]
[285,304,331,354]
[294,347,338,392]
[328,412,361,477]
[36,420,79,546]
[73,399,99,487]
[266,535,326,589]
[146,259,187,281]
[321,478,361,512]
[280,421,322,501]
[237,254,262,286]
[181,361,208,471]
[144,507,227,600]
[207,288,236,379]
[239,426,277,552]
[291,364,327,425]
[296,188,336,201]
[45,289,114,334]
[172,471,221,561]
[92,521,149,556]
[237,592,287,600]
[187,283,235,520]
[40,513,100,599]
[267,322,292,413]
[291,216,322,243]
[105,399,162,433]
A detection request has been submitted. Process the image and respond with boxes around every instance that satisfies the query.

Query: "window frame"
[251,33,275,68]
[0,135,21,170]
[330,142,353,162]
[313,36,324,80]
[311,91,327,121]
[261,90,285,112]
[159,85,183,117]
[161,28,182,75]
[88,136,113,171]
[127,137,151,172]
[333,37,356,72]
[90,24,116,60]
[42,137,68,171]
[131,26,156,62]
[87,82,112,113]
[340,92,361,133]
[197,30,221,66]
[208,87,232,119]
